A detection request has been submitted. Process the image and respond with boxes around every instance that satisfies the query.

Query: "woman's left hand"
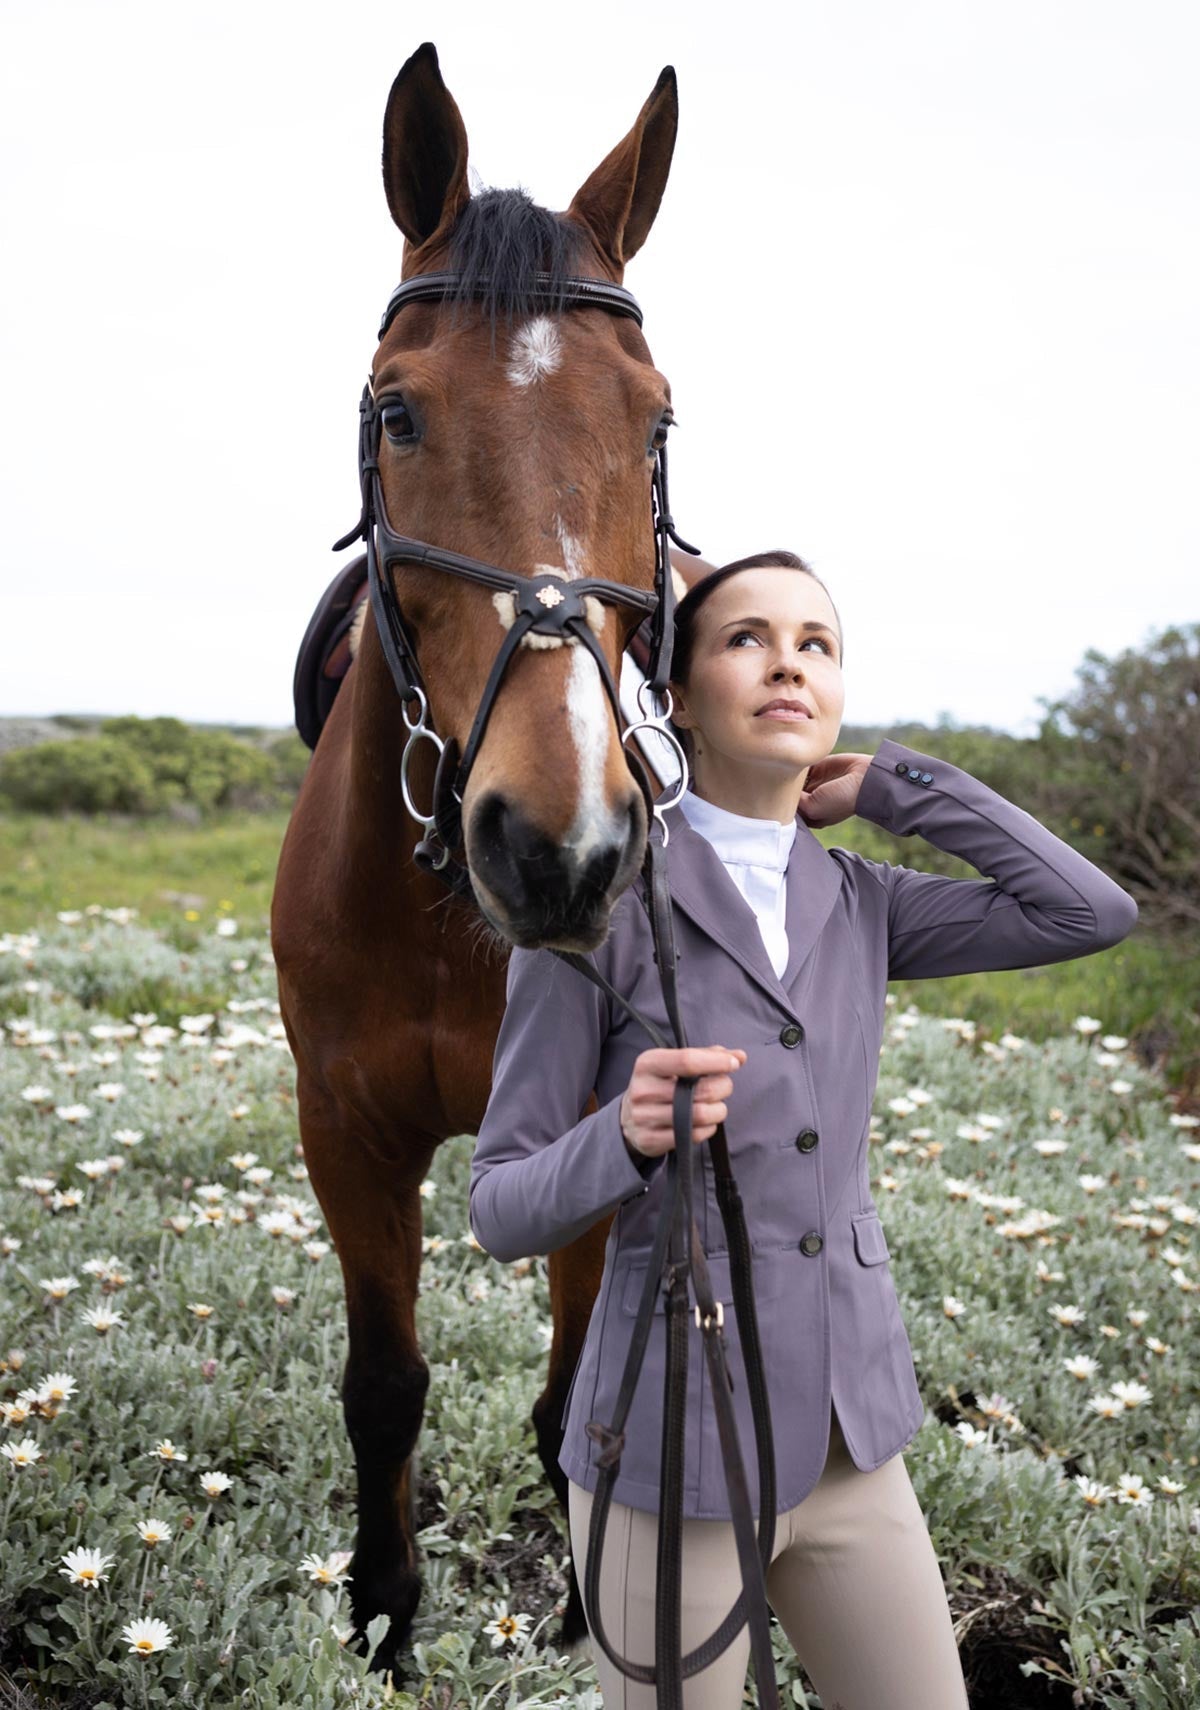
[796,753,873,829]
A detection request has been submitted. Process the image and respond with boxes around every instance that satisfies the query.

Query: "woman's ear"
[668,684,694,730]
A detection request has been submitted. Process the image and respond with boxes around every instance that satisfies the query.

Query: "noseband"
[333,266,782,1709]
[332,270,698,889]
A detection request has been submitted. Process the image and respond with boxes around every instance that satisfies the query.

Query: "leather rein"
[334,268,781,1709]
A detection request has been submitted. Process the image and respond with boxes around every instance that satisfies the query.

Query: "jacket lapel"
[632,796,844,1018]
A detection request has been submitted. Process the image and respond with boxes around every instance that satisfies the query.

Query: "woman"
[468,550,1138,1709]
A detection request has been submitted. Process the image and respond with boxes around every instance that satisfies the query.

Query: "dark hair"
[446,187,585,332]
[667,550,843,767]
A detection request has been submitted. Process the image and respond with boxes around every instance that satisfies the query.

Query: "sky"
[1,0,1196,737]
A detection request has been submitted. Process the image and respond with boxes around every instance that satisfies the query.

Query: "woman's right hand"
[620,1046,747,1158]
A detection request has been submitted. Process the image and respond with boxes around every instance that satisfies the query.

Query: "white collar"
[676,788,796,874]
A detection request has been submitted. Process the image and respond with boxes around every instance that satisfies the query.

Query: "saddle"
[292,549,715,752]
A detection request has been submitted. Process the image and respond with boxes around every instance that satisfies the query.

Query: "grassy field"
[1,908,1197,1707]
[1,808,1195,1093]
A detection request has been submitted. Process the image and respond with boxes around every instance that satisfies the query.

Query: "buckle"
[693,1300,724,1332]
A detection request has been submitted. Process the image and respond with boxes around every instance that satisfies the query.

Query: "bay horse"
[271,42,710,1675]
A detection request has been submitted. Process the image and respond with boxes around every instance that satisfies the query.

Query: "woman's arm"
[468,948,661,1263]
[844,738,1138,980]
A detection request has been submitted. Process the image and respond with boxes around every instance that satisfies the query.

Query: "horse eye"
[650,410,674,454]
[381,400,417,443]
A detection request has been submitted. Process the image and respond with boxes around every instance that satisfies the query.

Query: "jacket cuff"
[856,738,935,831]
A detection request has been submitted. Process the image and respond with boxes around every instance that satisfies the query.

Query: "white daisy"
[1049,1303,1086,1327]
[1111,1380,1153,1409]
[121,1616,175,1655]
[483,1607,532,1648]
[59,1546,115,1588]
[298,1549,353,1585]
[36,1372,78,1408]
[1063,1355,1099,1380]
[1,1437,42,1467]
[198,1470,233,1498]
[136,1518,173,1547]
[149,1439,188,1463]
[1073,1476,1113,1506]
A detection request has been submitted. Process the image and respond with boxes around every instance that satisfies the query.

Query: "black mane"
[445,188,587,327]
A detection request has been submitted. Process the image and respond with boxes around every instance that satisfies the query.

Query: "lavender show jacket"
[468,740,1138,1518]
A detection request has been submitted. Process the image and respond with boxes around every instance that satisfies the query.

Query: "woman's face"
[669,567,845,787]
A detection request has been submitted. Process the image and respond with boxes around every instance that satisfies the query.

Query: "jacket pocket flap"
[851,1211,890,1266]
[620,1249,784,1315]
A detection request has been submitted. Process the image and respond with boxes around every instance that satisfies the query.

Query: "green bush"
[0,736,160,814]
[0,718,301,817]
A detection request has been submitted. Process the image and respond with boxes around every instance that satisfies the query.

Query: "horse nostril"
[580,840,622,904]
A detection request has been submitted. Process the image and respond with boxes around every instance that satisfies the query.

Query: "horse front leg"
[533,1214,612,1653]
[297,1084,434,1679]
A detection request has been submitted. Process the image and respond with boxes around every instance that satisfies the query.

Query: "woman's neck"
[687,757,810,824]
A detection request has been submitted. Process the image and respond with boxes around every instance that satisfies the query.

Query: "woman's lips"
[756,705,812,720]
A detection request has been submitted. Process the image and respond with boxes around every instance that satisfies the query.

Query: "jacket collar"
[631,793,844,1019]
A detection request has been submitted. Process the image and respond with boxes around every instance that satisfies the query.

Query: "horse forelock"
[442,188,590,329]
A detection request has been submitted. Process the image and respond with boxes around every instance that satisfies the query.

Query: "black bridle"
[332,270,695,894]
[334,269,781,1710]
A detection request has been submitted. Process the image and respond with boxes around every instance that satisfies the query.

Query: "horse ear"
[382,42,470,250]
[565,67,678,270]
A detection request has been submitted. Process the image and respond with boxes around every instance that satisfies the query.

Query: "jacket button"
[920,772,933,785]
[795,1128,819,1153]
[800,1230,823,1256]
[907,767,923,781]
[894,761,908,775]
[779,1022,804,1048]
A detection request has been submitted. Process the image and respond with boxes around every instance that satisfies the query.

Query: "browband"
[378,271,644,339]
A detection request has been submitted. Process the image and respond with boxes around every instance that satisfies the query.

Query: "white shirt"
[676,788,796,978]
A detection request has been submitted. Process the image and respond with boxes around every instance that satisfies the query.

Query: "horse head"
[364,42,681,953]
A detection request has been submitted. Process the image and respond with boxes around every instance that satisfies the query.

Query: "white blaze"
[564,643,624,868]
[502,328,620,867]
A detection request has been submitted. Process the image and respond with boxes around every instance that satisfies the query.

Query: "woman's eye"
[728,631,834,656]
[381,400,417,442]
[650,411,674,453]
